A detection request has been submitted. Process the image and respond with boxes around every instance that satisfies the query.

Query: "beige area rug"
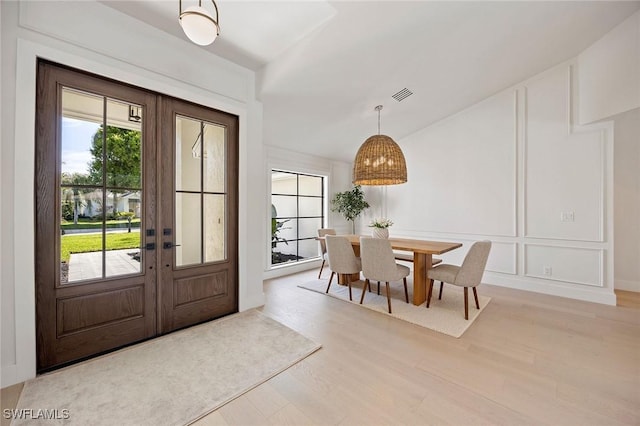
[299,279,490,338]
[13,309,321,426]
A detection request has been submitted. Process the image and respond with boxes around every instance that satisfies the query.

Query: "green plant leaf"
[330,185,370,222]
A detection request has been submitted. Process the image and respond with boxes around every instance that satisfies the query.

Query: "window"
[271,170,325,266]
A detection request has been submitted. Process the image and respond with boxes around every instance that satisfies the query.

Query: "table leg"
[338,273,361,285]
[337,244,361,285]
[413,253,433,305]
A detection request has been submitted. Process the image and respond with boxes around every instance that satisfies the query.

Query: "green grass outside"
[60,231,141,262]
[60,218,141,230]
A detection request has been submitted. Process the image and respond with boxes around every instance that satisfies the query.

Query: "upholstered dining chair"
[325,235,362,301]
[426,240,492,320]
[359,237,410,314]
[317,228,336,278]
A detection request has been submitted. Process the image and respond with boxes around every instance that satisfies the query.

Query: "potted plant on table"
[330,185,370,234]
[368,218,393,239]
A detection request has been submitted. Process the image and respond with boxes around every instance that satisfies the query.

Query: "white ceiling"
[103,1,640,163]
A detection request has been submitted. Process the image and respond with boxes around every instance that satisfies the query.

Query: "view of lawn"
[61,218,141,231]
[61,232,141,262]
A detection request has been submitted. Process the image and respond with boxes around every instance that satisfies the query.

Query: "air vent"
[392,88,413,102]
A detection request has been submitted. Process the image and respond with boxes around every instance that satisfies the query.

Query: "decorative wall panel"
[525,67,604,241]
[392,90,517,237]
[524,244,603,287]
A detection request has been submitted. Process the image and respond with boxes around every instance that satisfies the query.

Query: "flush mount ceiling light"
[353,105,407,185]
[179,0,220,46]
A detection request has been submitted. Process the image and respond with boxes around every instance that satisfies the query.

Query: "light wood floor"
[616,289,640,309]
[2,271,639,425]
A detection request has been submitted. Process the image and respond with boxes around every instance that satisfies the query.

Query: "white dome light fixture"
[179,0,220,46]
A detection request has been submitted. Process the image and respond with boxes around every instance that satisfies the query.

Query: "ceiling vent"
[392,88,413,102]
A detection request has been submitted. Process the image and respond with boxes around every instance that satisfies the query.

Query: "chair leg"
[463,287,469,320]
[385,282,392,313]
[473,287,480,309]
[426,279,434,308]
[360,279,369,304]
[377,281,381,295]
[403,277,409,303]
[318,259,325,279]
[326,272,334,293]
[348,282,353,301]
[438,281,443,300]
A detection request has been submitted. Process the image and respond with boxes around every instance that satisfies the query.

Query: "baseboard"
[263,259,321,280]
[484,272,617,305]
[615,279,640,292]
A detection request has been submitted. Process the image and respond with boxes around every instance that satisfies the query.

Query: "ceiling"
[103,1,640,163]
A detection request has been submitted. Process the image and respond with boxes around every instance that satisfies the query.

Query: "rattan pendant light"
[352,105,407,185]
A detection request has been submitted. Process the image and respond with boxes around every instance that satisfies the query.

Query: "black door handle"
[163,242,182,249]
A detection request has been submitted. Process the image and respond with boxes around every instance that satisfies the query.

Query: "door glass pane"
[61,188,104,283]
[175,115,202,192]
[103,99,143,277]
[203,123,225,193]
[204,194,225,262]
[61,88,102,183]
[175,115,227,267]
[60,87,144,284]
[105,99,142,189]
[175,192,202,267]
[105,189,142,278]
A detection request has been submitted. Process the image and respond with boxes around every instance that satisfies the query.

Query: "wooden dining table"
[327,235,462,306]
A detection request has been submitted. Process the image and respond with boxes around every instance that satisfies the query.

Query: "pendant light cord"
[375,105,383,135]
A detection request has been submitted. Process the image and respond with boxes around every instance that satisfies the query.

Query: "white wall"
[379,60,616,305]
[613,108,640,292]
[578,10,640,124]
[578,12,640,291]
[264,146,351,279]
[0,0,265,387]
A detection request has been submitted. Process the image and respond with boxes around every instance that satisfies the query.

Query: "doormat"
[13,309,321,425]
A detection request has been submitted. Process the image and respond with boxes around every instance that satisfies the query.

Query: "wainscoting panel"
[524,66,604,242]
[524,244,603,287]
[435,239,517,276]
[392,90,517,238]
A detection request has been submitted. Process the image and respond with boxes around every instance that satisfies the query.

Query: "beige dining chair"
[359,237,410,314]
[426,240,492,320]
[325,235,362,301]
[317,228,336,278]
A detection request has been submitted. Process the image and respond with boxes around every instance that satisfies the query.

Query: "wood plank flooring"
[2,270,639,425]
[616,290,640,309]
[206,271,639,425]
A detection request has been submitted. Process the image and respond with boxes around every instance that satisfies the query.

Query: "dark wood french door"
[35,61,238,371]
[158,97,238,333]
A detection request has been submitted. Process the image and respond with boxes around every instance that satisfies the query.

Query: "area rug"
[13,309,321,426]
[299,279,490,338]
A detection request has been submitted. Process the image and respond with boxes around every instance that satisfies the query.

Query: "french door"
[35,61,238,371]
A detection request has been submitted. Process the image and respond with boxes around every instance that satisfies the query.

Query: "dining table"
[324,235,462,306]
